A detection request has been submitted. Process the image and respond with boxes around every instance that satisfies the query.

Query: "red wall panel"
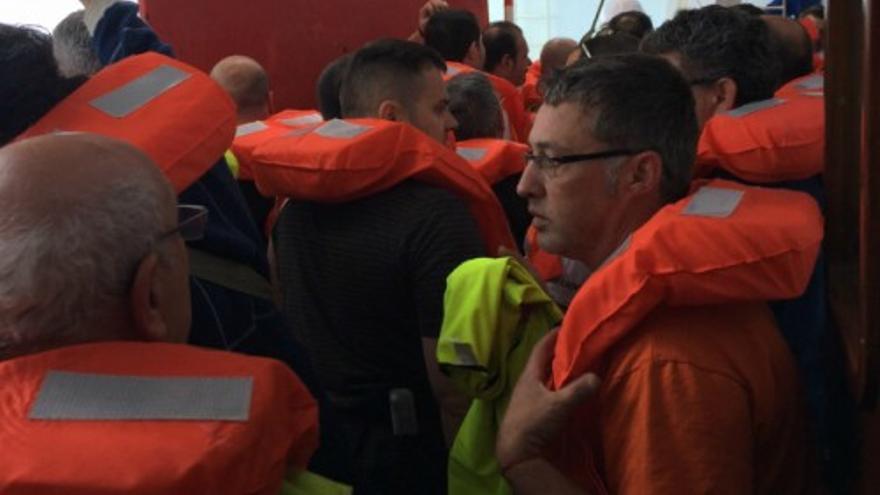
[140,0,488,110]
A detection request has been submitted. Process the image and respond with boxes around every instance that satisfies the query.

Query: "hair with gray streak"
[0,161,173,357]
[544,53,698,203]
[52,10,102,77]
[447,72,503,140]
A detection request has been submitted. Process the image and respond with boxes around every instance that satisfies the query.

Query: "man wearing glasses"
[494,54,812,493]
[0,133,319,492]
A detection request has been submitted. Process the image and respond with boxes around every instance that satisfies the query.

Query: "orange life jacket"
[550,180,823,492]
[696,95,824,183]
[775,72,824,99]
[251,118,516,253]
[0,341,318,495]
[520,60,543,111]
[231,109,324,181]
[455,138,528,185]
[799,16,821,47]
[444,61,531,143]
[19,52,235,193]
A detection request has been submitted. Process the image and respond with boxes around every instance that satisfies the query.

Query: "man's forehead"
[529,102,597,150]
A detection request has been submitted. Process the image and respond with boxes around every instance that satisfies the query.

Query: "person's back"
[76,0,315,377]
[448,71,531,248]
[273,39,486,494]
[595,302,810,493]
[277,183,482,493]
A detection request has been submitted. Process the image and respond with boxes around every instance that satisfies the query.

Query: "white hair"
[52,10,102,78]
[0,166,173,357]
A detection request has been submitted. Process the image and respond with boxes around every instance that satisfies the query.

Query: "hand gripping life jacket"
[549,180,823,492]
[231,109,324,181]
[250,118,516,253]
[445,61,531,143]
[775,72,824,99]
[456,138,528,185]
[19,52,236,193]
[696,95,825,183]
[0,341,319,495]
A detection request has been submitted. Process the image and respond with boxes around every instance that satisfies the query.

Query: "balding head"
[540,38,578,76]
[0,134,190,360]
[210,55,271,124]
[762,15,813,85]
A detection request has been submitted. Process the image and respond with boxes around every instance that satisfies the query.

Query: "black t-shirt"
[275,180,486,395]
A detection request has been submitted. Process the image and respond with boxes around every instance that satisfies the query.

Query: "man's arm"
[408,0,448,43]
[599,361,754,494]
[496,330,600,495]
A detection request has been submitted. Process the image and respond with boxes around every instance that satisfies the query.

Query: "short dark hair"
[0,23,85,146]
[447,72,503,140]
[582,30,641,58]
[316,53,352,120]
[543,54,698,203]
[483,21,522,72]
[765,18,814,85]
[640,5,780,107]
[729,4,765,16]
[606,11,654,39]
[340,39,446,118]
[424,9,481,62]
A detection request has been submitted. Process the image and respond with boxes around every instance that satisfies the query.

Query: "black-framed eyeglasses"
[156,204,209,243]
[524,149,639,173]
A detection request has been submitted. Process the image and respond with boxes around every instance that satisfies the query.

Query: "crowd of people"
[0,0,850,494]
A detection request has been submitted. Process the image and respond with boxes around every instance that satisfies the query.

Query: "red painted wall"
[140,0,488,110]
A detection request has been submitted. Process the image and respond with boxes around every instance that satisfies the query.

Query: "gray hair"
[447,72,504,140]
[0,164,173,357]
[52,10,102,78]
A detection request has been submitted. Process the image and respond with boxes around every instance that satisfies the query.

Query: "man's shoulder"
[603,301,790,385]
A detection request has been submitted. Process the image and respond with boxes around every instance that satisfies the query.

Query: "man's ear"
[465,40,483,69]
[712,77,738,114]
[499,53,515,74]
[620,151,663,197]
[130,253,169,342]
[378,100,405,122]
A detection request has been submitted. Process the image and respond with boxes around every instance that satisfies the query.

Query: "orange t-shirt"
[589,302,815,494]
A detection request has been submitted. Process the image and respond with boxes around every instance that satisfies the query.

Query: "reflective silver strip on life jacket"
[456,147,488,162]
[280,113,323,127]
[283,126,316,138]
[726,98,786,118]
[796,74,824,90]
[90,64,192,118]
[315,119,371,139]
[682,187,744,218]
[236,121,269,138]
[452,342,482,368]
[447,66,462,76]
[29,371,253,421]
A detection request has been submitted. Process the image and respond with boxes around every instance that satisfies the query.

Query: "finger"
[557,372,601,406]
